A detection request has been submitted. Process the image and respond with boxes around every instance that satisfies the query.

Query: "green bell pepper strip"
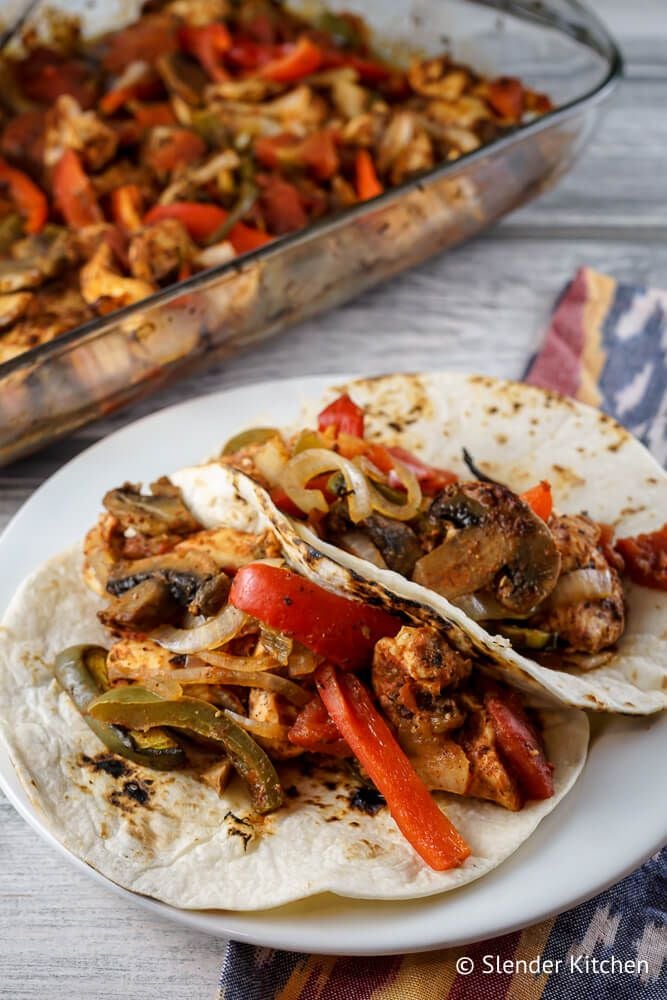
[54,646,186,770]
[221,426,280,456]
[88,687,284,814]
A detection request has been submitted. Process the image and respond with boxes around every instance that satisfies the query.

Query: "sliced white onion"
[357,455,422,522]
[224,709,291,741]
[548,568,614,609]
[339,531,388,569]
[287,644,321,677]
[451,591,534,621]
[142,661,311,706]
[151,605,248,654]
[278,449,372,522]
[562,650,614,671]
[198,650,278,673]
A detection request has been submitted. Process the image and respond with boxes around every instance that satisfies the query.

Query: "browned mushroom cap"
[103,477,201,537]
[413,482,561,615]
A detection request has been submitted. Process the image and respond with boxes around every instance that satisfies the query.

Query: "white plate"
[0,375,665,956]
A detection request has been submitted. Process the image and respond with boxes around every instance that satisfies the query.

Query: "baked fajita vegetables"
[0,435,587,909]
[0,0,552,363]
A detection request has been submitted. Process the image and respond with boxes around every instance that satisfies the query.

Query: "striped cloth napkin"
[218,267,667,999]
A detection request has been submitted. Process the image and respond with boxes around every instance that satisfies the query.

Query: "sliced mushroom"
[414,482,561,614]
[107,549,231,617]
[103,478,201,537]
[156,52,207,106]
[99,577,181,631]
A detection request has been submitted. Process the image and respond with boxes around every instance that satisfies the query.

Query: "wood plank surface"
[1,3,665,997]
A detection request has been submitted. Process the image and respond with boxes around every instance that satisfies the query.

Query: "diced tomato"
[229,564,401,670]
[144,201,271,253]
[16,48,97,108]
[318,393,365,438]
[0,158,48,234]
[355,149,383,201]
[598,523,625,573]
[616,523,667,591]
[258,174,307,233]
[487,76,525,120]
[179,23,232,83]
[316,665,470,870]
[258,36,322,82]
[111,184,143,232]
[485,686,554,801]
[52,149,103,228]
[145,129,206,175]
[520,481,553,521]
[103,15,179,74]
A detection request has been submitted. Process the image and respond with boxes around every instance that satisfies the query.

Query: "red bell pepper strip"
[317,393,365,438]
[355,149,383,201]
[145,129,206,175]
[143,202,272,253]
[99,72,162,116]
[520,481,553,521]
[258,36,322,82]
[316,665,471,870]
[386,446,458,494]
[0,157,48,234]
[255,130,339,181]
[487,77,525,120]
[17,49,97,108]
[179,23,232,83]
[226,39,278,71]
[111,184,143,232]
[322,50,393,83]
[229,564,401,670]
[485,687,554,800]
[131,102,177,129]
[288,695,351,756]
[52,149,103,228]
[616,523,667,591]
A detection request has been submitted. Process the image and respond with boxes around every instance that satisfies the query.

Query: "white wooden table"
[1,3,664,997]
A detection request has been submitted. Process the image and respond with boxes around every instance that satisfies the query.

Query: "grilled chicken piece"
[414,481,561,614]
[128,219,195,283]
[174,526,281,569]
[248,689,302,760]
[532,514,625,654]
[0,290,32,329]
[44,95,118,171]
[106,637,180,682]
[80,242,155,312]
[372,626,522,809]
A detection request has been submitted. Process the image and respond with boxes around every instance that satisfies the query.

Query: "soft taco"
[0,456,587,910]
[207,372,667,716]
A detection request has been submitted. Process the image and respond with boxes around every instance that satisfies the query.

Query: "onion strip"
[548,567,614,608]
[151,605,249,654]
[224,710,291,741]
[357,455,422,522]
[278,449,372,521]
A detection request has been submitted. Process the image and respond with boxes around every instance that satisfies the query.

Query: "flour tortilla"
[0,464,587,911]
[222,372,666,716]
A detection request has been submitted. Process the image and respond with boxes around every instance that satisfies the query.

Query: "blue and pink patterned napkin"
[218,268,667,999]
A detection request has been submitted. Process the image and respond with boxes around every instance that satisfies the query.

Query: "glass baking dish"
[0,0,621,465]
